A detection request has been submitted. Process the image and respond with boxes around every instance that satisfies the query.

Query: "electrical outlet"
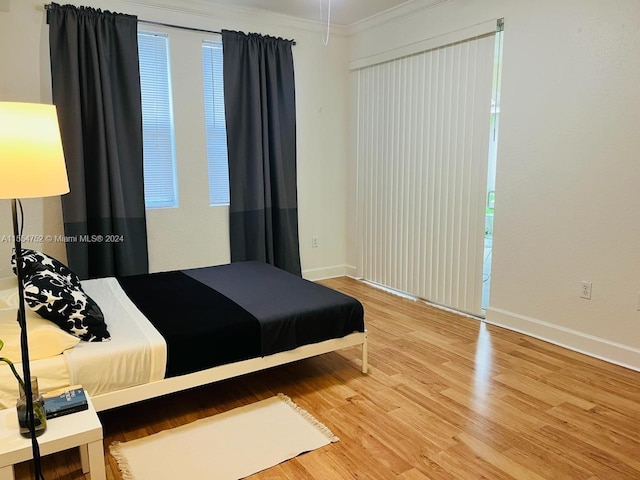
[311,236,319,248]
[580,281,592,300]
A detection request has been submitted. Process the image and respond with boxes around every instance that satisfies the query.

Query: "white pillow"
[0,306,81,362]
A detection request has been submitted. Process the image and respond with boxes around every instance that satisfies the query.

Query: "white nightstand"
[0,392,105,480]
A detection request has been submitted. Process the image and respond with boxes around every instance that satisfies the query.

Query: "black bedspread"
[184,261,365,355]
[117,271,261,377]
[118,262,365,378]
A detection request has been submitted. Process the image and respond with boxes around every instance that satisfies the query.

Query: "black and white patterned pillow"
[12,249,82,288]
[22,269,110,342]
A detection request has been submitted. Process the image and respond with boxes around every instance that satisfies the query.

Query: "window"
[138,31,178,209]
[202,39,230,206]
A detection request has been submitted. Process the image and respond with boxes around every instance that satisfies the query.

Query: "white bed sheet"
[63,277,167,398]
[0,355,69,409]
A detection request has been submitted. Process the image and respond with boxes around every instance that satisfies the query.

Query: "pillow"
[0,307,80,361]
[22,269,110,342]
[12,248,81,287]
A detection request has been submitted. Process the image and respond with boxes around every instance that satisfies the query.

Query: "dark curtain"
[47,3,148,279]
[221,30,301,276]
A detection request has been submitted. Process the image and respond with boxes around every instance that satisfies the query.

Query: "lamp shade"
[0,102,70,199]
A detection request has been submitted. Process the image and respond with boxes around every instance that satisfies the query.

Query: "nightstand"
[0,392,105,480]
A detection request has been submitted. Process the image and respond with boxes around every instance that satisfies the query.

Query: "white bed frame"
[91,331,368,412]
[0,277,368,412]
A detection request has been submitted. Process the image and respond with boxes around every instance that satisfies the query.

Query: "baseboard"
[302,265,348,281]
[345,265,360,279]
[485,307,640,372]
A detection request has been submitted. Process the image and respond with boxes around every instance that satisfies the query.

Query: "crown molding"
[120,0,349,38]
[348,0,451,35]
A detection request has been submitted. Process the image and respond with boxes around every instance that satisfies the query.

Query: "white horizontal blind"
[138,31,178,209]
[356,33,495,316]
[202,39,230,206]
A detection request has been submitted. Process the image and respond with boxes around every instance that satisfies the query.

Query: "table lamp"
[0,102,70,479]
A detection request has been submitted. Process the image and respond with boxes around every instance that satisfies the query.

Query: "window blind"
[138,31,178,209]
[202,39,230,206]
[356,33,496,316]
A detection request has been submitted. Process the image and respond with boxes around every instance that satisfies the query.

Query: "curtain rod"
[43,4,296,45]
[139,19,224,36]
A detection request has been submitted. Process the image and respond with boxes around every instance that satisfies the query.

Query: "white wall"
[348,0,640,370]
[0,0,350,279]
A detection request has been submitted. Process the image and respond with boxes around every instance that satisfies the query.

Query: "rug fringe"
[277,393,339,443]
[109,441,138,480]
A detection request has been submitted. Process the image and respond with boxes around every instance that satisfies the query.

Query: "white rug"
[110,394,339,480]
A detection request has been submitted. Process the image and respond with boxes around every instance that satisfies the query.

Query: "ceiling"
[205,0,415,27]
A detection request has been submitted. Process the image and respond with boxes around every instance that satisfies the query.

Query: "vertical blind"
[202,39,230,206]
[355,32,495,316]
[138,31,178,209]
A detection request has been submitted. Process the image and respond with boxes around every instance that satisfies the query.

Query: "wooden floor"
[14,277,640,479]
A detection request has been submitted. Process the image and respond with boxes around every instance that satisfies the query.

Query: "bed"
[0,259,367,411]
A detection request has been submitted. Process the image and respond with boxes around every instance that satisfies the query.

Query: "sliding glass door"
[355,26,499,317]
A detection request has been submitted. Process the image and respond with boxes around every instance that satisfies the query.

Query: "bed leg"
[361,335,368,374]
